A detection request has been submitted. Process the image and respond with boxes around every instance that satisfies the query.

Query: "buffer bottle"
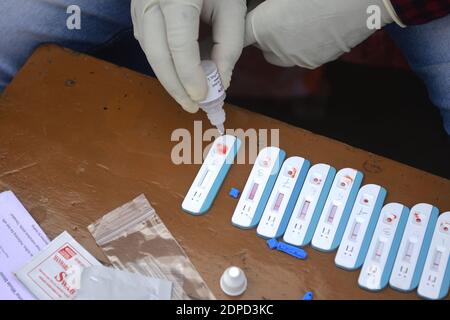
[199,60,226,135]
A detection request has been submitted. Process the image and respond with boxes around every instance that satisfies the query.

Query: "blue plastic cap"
[303,291,314,300]
[266,238,279,250]
[276,242,308,259]
[229,188,241,199]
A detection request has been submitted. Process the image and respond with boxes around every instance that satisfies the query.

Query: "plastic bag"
[75,265,172,300]
[88,194,215,300]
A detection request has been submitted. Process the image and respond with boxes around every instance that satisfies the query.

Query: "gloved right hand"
[131,0,247,113]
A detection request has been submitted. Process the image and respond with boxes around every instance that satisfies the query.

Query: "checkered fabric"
[391,0,450,25]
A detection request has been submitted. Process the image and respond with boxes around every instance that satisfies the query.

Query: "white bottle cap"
[220,266,247,296]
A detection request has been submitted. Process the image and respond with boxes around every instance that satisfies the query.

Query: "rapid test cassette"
[231,146,286,229]
[358,203,409,291]
[283,164,336,247]
[389,203,439,292]
[335,184,387,270]
[182,134,241,215]
[311,168,363,252]
[256,156,310,239]
[417,211,450,300]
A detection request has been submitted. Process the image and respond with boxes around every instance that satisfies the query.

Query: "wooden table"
[0,45,449,299]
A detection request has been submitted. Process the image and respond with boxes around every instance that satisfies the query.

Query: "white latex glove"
[245,0,396,69]
[131,0,247,113]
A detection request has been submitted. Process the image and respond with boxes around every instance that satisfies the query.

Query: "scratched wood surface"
[0,45,449,300]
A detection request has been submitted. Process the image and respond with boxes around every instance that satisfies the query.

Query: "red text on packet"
[58,245,76,260]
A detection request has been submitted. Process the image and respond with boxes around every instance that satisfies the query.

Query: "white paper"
[0,191,50,300]
[75,265,173,300]
[15,231,101,300]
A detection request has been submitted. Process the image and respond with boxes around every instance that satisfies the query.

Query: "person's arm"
[388,0,450,26]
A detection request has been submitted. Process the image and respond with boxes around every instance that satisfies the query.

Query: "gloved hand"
[245,0,397,69]
[131,0,247,113]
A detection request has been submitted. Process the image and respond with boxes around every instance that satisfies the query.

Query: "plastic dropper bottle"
[199,60,226,135]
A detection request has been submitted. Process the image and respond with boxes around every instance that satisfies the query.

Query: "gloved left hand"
[245,0,396,69]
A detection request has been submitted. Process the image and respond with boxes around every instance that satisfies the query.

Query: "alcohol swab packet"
[75,265,172,300]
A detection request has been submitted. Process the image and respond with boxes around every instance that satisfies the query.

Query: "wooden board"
[0,45,449,299]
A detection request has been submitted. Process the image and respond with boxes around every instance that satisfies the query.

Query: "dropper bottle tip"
[217,124,225,135]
